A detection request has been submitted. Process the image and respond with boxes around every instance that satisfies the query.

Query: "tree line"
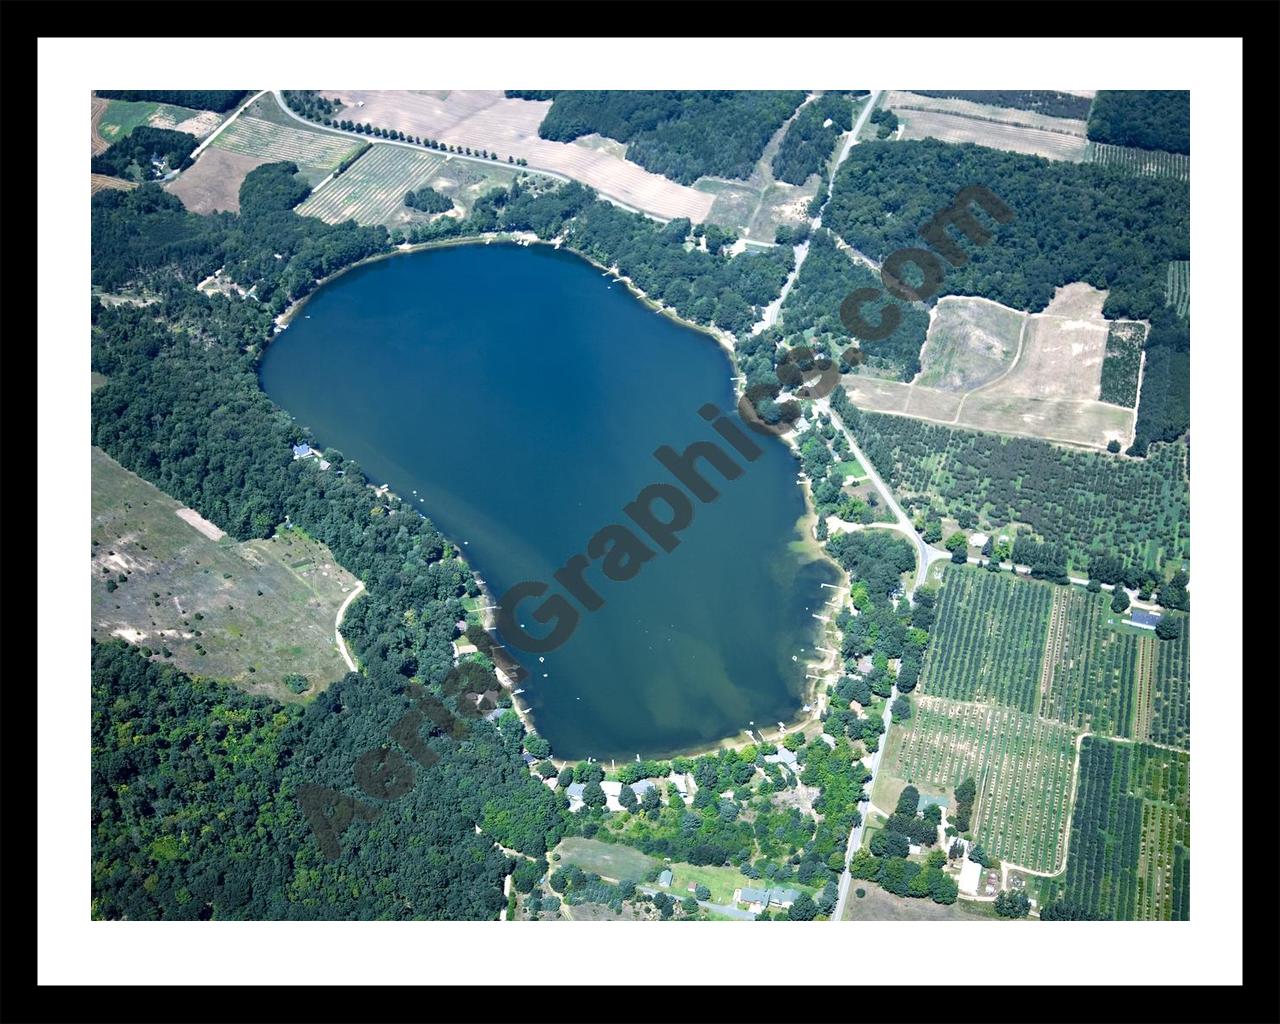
[824,139,1189,322]
[96,90,249,113]
[533,90,807,184]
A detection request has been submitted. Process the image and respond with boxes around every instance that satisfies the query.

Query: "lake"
[259,242,839,759]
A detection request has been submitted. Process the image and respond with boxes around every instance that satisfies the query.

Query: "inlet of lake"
[259,242,840,760]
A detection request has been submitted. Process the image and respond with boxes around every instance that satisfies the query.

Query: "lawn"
[554,837,657,882]
[835,458,867,480]
[841,880,1002,921]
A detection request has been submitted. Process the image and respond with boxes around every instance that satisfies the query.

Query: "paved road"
[832,683,896,921]
[815,395,949,598]
[187,89,268,163]
[755,91,881,334]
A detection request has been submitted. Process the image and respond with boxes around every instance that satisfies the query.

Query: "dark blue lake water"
[259,242,837,759]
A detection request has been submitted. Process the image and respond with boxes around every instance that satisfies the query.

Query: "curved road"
[269,91,663,222]
[334,581,365,672]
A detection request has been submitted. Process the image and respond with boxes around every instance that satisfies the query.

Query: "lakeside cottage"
[292,443,315,459]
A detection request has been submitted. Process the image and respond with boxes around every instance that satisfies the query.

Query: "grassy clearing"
[841,880,999,920]
[91,447,357,701]
[834,458,866,479]
[96,99,204,144]
[554,837,658,881]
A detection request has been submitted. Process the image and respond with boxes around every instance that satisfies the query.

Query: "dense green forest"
[91,126,200,182]
[824,140,1189,320]
[1087,90,1190,154]
[832,389,1190,580]
[776,229,929,379]
[404,185,454,213]
[532,90,807,184]
[1130,307,1190,455]
[908,90,1092,120]
[92,166,388,310]
[771,93,855,185]
[564,205,793,336]
[96,90,249,112]
[87,158,807,917]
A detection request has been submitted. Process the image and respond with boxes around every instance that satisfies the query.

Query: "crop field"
[211,115,362,184]
[91,174,137,195]
[847,409,1191,576]
[1098,321,1146,406]
[896,108,1088,162]
[323,90,715,222]
[917,566,1054,713]
[1166,260,1190,318]
[296,146,445,226]
[1040,587,1144,736]
[1059,737,1189,920]
[1143,625,1190,749]
[91,95,111,155]
[1087,142,1189,182]
[885,91,1090,137]
[91,447,357,701]
[891,694,1076,872]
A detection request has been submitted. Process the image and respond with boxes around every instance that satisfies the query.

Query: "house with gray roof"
[734,886,800,913]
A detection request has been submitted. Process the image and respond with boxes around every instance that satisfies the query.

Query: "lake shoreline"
[265,235,844,763]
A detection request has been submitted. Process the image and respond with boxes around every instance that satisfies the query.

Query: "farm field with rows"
[1098,320,1146,407]
[211,115,362,184]
[1166,260,1190,318]
[890,694,1076,872]
[846,407,1191,575]
[916,567,1053,713]
[1040,587,1190,748]
[297,146,445,226]
[1086,141,1189,181]
[1054,737,1189,920]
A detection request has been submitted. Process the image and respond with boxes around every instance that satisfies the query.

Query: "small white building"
[958,857,982,896]
[969,532,989,549]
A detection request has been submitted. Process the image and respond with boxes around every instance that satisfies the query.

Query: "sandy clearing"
[171,109,224,139]
[166,147,269,214]
[1041,281,1107,320]
[897,109,1088,162]
[175,507,226,541]
[322,90,715,222]
[843,283,1136,448]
